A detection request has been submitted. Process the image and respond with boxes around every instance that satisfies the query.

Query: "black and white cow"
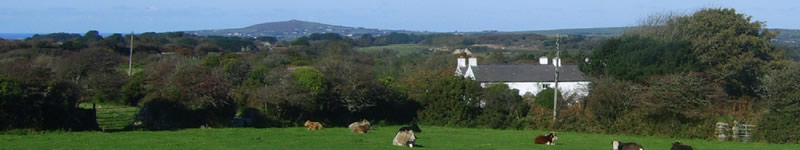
[398,123,422,133]
[613,141,644,150]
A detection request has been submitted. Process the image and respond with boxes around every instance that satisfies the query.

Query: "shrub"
[136,98,195,130]
[755,63,800,143]
[416,77,481,126]
[476,83,527,129]
[534,88,565,110]
[585,77,638,126]
[639,73,719,133]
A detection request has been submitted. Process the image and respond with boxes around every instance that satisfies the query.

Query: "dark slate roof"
[470,64,586,82]
[456,66,468,75]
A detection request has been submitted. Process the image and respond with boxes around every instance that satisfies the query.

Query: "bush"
[755,63,800,143]
[136,98,196,130]
[0,77,96,131]
[416,77,481,126]
[534,88,565,110]
[556,106,601,133]
[757,112,800,143]
[585,78,638,126]
[237,108,280,128]
[120,73,146,106]
[639,73,718,128]
[476,83,527,129]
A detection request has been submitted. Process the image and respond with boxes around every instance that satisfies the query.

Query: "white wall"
[464,67,475,80]
[480,81,590,97]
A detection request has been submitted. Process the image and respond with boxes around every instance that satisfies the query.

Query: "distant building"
[456,56,589,97]
[452,48,473,55]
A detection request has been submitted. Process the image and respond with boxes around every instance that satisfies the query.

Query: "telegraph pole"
[553,34,560,125]
[128,31,133,76]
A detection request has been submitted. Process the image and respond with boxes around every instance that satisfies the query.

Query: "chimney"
[468,56,478,66]
[539,56,548,65]
[553,57,561,67]
[457,56,466,67]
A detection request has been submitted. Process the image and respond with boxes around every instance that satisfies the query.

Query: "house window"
[542,84,550,89]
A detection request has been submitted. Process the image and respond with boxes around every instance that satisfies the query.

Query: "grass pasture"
[0,126,795,149]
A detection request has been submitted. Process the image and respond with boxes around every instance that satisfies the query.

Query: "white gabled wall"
[464,66,476,80]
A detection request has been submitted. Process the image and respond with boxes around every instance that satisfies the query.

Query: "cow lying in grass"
[304,120,323,130]
[398,123,422,132]
[534,132,558,145]
[671,141,693,150]
[348,119,371,133]
[393,130,417,148]
[613,141,644,150]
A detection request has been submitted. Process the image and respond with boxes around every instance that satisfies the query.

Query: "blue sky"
[1,0,797,33]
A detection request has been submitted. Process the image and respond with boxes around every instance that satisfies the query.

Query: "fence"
[716,121,756,142]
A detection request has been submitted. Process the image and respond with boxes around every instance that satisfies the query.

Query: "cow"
[671,141,693,150]
[398,123,422,133]
[393,130,417,148]
[348,119,371,133]
[613,141,644,150]
[303,120,323,130]
[534,132,558,145]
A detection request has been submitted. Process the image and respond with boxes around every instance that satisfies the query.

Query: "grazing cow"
[348,119,371,133]
[534,132,558,145]
[671,141,693,150]
[613,141,644,150]
[304,120,323,130]
[393,130,417,148]
[398,123,422,133]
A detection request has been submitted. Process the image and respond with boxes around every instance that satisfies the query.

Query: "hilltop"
[184,20,422,39]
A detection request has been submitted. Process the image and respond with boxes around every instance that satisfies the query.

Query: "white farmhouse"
[456,56,590,97]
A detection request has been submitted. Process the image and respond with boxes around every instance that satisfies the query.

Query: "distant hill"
[502,27,628,37]
[773,28,800,47]
[184,20,424,39]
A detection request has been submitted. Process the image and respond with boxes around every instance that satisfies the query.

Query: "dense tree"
[356,34,374,46]
[56,48,124,103]
[290,36,310,46]
[290,67,327,94]
[640,73,720,123]
[583,35,697,82]
[82,30,103,42]
[316,55,379,113]
[757,63,800,143]
[617,8,782,97]
[309,33,342,41]
[416,76,482,126]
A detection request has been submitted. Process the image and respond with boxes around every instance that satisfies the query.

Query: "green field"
[357,44,430,56]
[0,126,795,150]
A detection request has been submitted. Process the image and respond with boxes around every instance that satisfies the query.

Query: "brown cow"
[304,120,323,130]
[534,132,558,145]
[348,119,371,133]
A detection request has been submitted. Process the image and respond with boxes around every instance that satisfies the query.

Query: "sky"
[1,0,797,33]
